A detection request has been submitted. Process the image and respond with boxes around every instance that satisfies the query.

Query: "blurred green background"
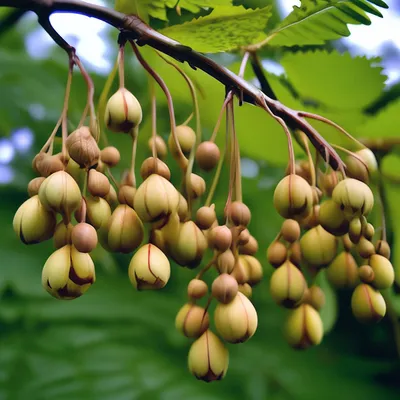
[1,0,400,399]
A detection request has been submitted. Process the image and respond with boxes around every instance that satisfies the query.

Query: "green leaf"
[264,0,388,47]
[281,50,386,110]
[160,6,271,53]
[114,0,152,21]
[166,0,232,14]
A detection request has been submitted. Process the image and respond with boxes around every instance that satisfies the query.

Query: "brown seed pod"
[209,225,232,252]
[289,242,302,267]
[239,235,258,255]
[120,170,135,187]
[216,249,235,274]
[195,141,220,171]
[88,169,110,198]
[356,237,375,259]
[71,222,98,253]
[188,173,206,199]
[212,273,238,304]
[196,205,217,230]
[267,240,288,268]
[118,185,136,208]
[358,265,375,284]
[66,126,100,168]
[281,219,301,243]
[35,153,65,177]
[237,228,251,246]
[299,205,319,230]
[375,240,391,259]
[100,146,120,167]
[148,135,167,160]
[175,304,210,338]
[168,125,196,156]
[140,157,171,181]
[32,152,47,175]
[95,159,105,173]
[188,279,208,300]
[27,177,46,197]
[226,201,251,227]
[53,221,73,249]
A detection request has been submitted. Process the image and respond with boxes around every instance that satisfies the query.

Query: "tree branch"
[0,0,345,170]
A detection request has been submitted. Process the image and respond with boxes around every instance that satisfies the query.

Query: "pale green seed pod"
[85,196,112,229]
[332,178,374,219]
[300,225,338,268]
[369,254,394,289]
[269,261,306,308]
[42,245,95,300]
[13,195,56,244]
[128,244,170,290]
[168,125,196,157]
[351,283,386,323]
[273,174,313,219]
[188,330,229,382]
[134,174,180,223]
[214,292,257,343]
[356,237,375,259]
[318,199,349,236]
[105,88,142,133]
[66,157,86,187]
[284,304,324,349]
[53,221,73,249]
[241,255,263,286]
[175,303,209,338]
[39,170,82,216]
[345,148,378,184]
[107,205,144,253]
[349,217,363,244]
[231,256,250,284]
[326,251,359,289]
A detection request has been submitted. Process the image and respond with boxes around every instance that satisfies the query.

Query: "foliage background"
[1,0,400,399]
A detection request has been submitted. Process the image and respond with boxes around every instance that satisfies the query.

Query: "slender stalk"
[130,126,139,188]
[61,62,74,159]
[118,44,125,89]
[301,133,316,187]
[210,91,233,142]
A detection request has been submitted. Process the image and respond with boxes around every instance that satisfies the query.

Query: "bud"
[134,174,180,222]
[364,223,375,241]
[66,126,100,168]
[351,283,386,323]
[231,256,249,284]
[376,240,390,259]
[175,303,209,338]
[39,171,82,216]
[270,261,306,308]
[54,221,73,249]
[42,245,95,300]
[237,228,250,246]
[168,125,196,156]
[196,205,217,230]
[267,240,288,268]
[369,254,394,289]
[287,160,313,185]
[318,170,340,197]
[195,141,220,171]
[326,251,359,289]
[355,237,375,259]
[238,283,252,298]
[71,222,98,253]
[345,148,378,183]
[85,196,111,229]
[107,205,144,253]
[289,241,302,267]
[358,265,375,283]
[13,195,56,244]
[149,228,167,253]
[177,194,189,221]
[285,304,323,349]
[32,152,46,174]
[300,225,337,268]
[209,225,232,252]
[226,201,251,227]
[349,217,363,244]
[242,255,263,286]
[100,146,120,167]
[128,244,170,290]
[273,174,313,219]
[118,185,136,208]
[105,88,142,133]
[34,153,65,177]
[342,234,353,251]
[318,199,349,236]
[188,279,208,300]
[159,212,181,252]
[281,219,301,243]
[104,185,118,208]
[216,249,235,274]
[332,178,374,219]
[148,135,167,160]
[307,285,325,311]
[87,169,110,198]
[188,173,206,199]
[27,177,46,197]
[212,273,238,304]
[188,330,229,382]
[239,235,258,255]
[140,157,171,181]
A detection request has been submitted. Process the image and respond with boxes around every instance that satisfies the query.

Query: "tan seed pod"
[66,126,100,168]
[355,237,375,259]
[188,173,206,199]
[54,221,73,249]
[342,234,354,251]
[281,219,301,243]
[71,222,98,253]
[177,194,189,221]
[375,240,390,259]
[369,254,394,290]
[120,170,135,187]
[212,273,238,304]
[318,199,349,236]
[168,125,196,156]
[216,249,235,274]
[326,251,359,289]
[364,223,375,241]
[149,228,167,254]
[238,283,252,298]
[289,242,302,267]
[87,169,110,198]
[195,141,220,171]
[287,160,313,185]
[196,205,217,230]
[35,153,65,177]
[318,170,340,197]
[32,152,47,175]
[358,265,375,284]
[345,148,378,184]
[242,255,263,286]
[267,240,288,268]
[100,146,120,167]
[239,235,258,255]
[148,135,167,160]
[104,185,118,208]
[307,285,326,311]
[187,279,208,300]
[140,157,171,181]
[351,283,386,323]
[118,185,136,208]
[231,256,249,284]
[226,201,251,227]
[209,225,232,252]
[95,159,105,173]
[175,303,210,338]
[237,228,251,246]
[27,177,45,197]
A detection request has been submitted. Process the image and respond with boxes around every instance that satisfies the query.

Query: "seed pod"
[267,241,288,268]
[13,195,56,244]
[270,261,306,308]
[66,157,86,186]
[170,221,207,268]
[85,196,111,229]
[231,256,249,284]
[307,285,325,311]
[212,273,238,304]
[39,171,82,216]
[105,88,142,133]
[54,221,73,249]
[188,330,229,382]
[342,234,353,251]
[32,152,47,175]
[128,244,170,290]
[168,125,196,156]
[376,240,390,259]
[66,126,100,168]
[216,249,235,274]
[214,292,257,343]
[104,185,118,208]
[107,205,144,253]
[239,235,258,255]
[188,279,208,300]
[95,159,105,173]
[299,205,319,230]
[175,303,210,338]
[364,223,375,241]
[159,212,181,252]
[140,157,171,181]
[177,194,189,221]
[238,283,252,298]
[209,225,232,252]
[332,178,374,219]
[149,228,167,254]
[287,160,313,185]
[285,304,323,349]
[196,205,217,230]
[369,254,394,289]
[242,255,263,286]
[196,141,220,171]
[42,245,95,300]
[71,222,98,253]
[326,251,359,289]
[35,153,65,177]
[226,201,251,227]
[281,219,301,243]
[349,217,363,244]
[318,170,340,197]
[345,148,378,183]
[100,146,120,167]
[358,265,375,283]
[237,228,250,246]
[356,237,375,259]
[273,174,313,219]
[188,173,206,199]
[148,135,167,160]
[351,283,386,323]
[27,177,46,197]
[318,199,349,236]
[87,169,110,198]
[118,185,136,208]
[134,174,180,223]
